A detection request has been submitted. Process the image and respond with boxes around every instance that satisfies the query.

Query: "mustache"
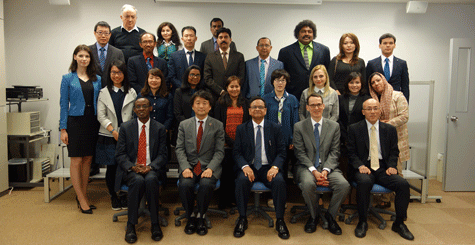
[303,35,311,39]
[220,41,228,45]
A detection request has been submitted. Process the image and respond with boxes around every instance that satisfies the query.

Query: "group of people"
[59,3,413,244]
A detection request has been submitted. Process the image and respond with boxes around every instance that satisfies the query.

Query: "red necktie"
[193,121,203,175]
[137,124,147,166]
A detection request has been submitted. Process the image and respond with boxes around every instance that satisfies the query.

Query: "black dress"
[66,79,100,157]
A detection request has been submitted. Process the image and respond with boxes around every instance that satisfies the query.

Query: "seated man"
[175,90,225,236]
[293,94,350,235]
[233,97,290,239]
[347,98,414,240]
[115,98,168,243]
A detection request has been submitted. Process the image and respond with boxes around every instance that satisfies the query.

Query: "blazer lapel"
[378,121,386,158]
[149,122,157,159]
[291,42,307,69]
[391,57,401,79]
[248,121,256,157]
[320,119,329,149]
[363,121,370,151]
[252,57,260,82]
[123,91,135,110]
[310,42,320,68]
[132,120,139,154]
[180,50,188,67]
[102,90,117,117]
[192,118,197,150]
[139,55,148,77]
[304,118,317,151]
[200,118,212,150]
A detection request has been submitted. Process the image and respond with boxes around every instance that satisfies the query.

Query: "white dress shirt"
[195,116,208,135]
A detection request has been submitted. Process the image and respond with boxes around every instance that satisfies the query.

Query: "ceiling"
[323,0,475,3]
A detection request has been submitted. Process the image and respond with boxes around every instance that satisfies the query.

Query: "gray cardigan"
[97,87,137,137]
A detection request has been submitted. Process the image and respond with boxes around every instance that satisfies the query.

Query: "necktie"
[99,47,106,71]
[370,125,380,170]
[384,58,390,81]
[259,60,266,97]
[214,40,219,51]
[314,123,320,169]
[254,125,262,170]
[193,121,204,175]
[137,125,147,166]
[277,97,284,124]
[303,45,310,70]
[222,52,228,69]
[146,57,152,70]
[187,51,194,66]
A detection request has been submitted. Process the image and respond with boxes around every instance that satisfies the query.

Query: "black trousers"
[235,165,287,219]
[126,170,162,225]
[179,174,217,218]
[218,148,236,208]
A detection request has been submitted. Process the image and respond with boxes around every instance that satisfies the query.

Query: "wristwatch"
[272,166,279,171]
[109,129,115,134]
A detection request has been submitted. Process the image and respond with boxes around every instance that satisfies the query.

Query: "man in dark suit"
[243,37,284,98]
[233,97,290,239]
[366,33,410,102]
[175,90,225,236]
[90,21,125,88]
[347,98,414,240]
[293,94,350,235]
[278,20,330,100]
[168,26,206,92]
[203,27,245,99]
[199,18,237,55]
[115,98,168,243]
[127,32,168,94]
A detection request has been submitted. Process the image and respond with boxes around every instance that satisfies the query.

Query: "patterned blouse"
[225,106,243,141]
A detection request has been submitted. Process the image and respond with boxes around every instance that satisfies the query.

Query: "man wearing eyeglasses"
[243,37,284,98]
[233,97,290,239]
[347,98,413,240]
[293,93,350,235]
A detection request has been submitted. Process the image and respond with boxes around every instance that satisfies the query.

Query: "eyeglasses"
[308,103,324,108]
[141,40,155,44]
[111,71,123,76]
[95,31,110,36]
[189,73,201,78]
[363,107,380,111]
[258,45,271,48]
[250,106,265,110]
[135,105,150,109]
[274,79,286,84]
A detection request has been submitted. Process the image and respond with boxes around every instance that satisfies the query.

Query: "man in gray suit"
[200,18,237,55]
[243,37,284,98]
[293,93,350,235]
[175,90,225,236]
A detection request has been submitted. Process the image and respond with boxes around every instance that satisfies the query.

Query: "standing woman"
[96,60,137,210]
[328,33,366,95]
[155,22,181,62]
[214,76,250,209]
[299,65,339,121]
[138,68,173,131]
[60,44,101,214]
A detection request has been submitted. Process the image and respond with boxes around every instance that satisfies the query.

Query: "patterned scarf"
[368,72,393,121]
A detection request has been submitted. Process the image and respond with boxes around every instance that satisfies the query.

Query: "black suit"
[89,43,125,88]
[203,50,245,99]
[233,120,287,218]
[278,41,330,100]
[338,94,371,146]
[366,56,410,102]
[115,119,168,225]
[168,49,206,92]
[127,54,168,94]
[347,120,410,222]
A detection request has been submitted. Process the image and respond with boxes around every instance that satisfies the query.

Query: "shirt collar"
[161,40,175,46]
[195,116,208,124]
[96,42,109,51]
[184,47,195,53]
[220,48,230,54]
[258,56,270,64]
[112,86,125,92]
[299,41,314,50]
[311,117,323,128]
[137,118,150,129]
[143,52,153,60]
[252,119,265,129]
[381,54,394,63]
[121,25,139,33]
[273,91,288,101]
[365,119,380,131]
[313,87,324,94]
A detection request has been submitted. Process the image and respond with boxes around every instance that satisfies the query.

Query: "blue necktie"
[259,60,266,97]
[146,57,152,70]
[255,125,262,170]
[187,51,194,66]
[99,47,106,71]
[384,58,390,81]
[314,123,320,169]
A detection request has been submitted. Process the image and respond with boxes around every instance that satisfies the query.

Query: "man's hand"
[140,166,151,175]
[386,167,397,176]
[182,168,193,178]
[359,165,371,174]
[267,167,279,182]
[312,170,329,186]
[202,168,213,178]
[243,166,255,182]
[289,144,294,150]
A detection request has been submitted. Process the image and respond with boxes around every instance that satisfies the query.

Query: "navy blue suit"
[168,49,206,91]
[233,119,287,218]
[127,54,168,94]
[366,56,410,102]
[278,41,330,100]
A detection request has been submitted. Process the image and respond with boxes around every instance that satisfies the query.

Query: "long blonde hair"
[308,65,334,98]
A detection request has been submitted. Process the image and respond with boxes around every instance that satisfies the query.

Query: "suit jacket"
[347,120,399,175]
[243,56,284,98]
[59,72,101,129]
[97,87,137,136]
[293,117,340,171]
[89,43,125,88]
[203,50,245,98]
[200,38,237,55]
[337,93,371,145]
[168,49,206,90]
[175,116,225,179]
[366,56,410,101]
[278,41,330,100]
[115,118,168,191]
[127,54,168,94]
[233,119,286,171]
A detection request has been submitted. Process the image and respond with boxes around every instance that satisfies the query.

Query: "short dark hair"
[190,90,214,107]
[270,69,290,87]
[135,97,151,107]
[294,20,317,40]
[94,21,111,32]
[140,32,156,43]
[342,72,366,96]
[379,33,396,44]
[141,68,169,98]
[307,93,323,105]
[210,18,224,27]
[107,60,131,94]
[257,37,271,46]
[250,96,266,108]
[182,26,196,35]
[216,27,232,38]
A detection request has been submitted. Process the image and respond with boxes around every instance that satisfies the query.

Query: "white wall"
[3,0,475,177]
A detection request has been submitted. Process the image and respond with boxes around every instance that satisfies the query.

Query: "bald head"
[362,98,381,124]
